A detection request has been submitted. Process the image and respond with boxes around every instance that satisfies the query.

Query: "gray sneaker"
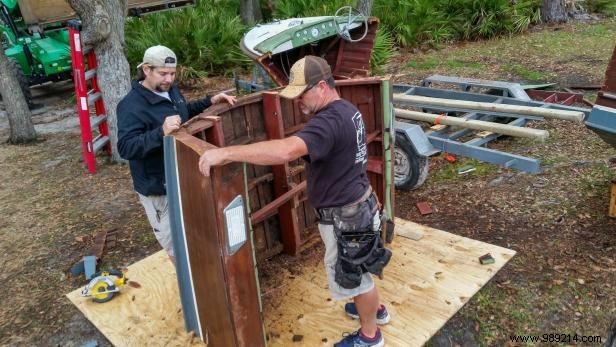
[344,303,391,325]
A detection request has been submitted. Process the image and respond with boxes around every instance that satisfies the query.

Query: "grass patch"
[584,24,608,37]
[503,63,549,82]
[405,57,440,70]
[408,21,616,85]
[541,156,569,166]
[579,163,614,194]
[431,158,498,182]
[446,59,484,70]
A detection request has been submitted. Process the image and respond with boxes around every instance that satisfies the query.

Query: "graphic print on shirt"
[352,111,368,165]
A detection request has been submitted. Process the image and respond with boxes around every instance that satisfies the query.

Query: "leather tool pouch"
[331,193,392,289]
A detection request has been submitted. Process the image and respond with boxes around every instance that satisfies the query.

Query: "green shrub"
[373,0,454,47]
[584,0,616,16]
[271,0,351,18]
[372,0,541,47]
[125,0,250,77]
[371,28,395,75]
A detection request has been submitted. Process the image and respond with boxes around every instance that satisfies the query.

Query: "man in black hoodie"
[117,45,235,263]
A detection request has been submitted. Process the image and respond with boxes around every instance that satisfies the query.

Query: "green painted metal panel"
[28,36,71,74]
[255,17,339,54]
[1,0,18,11]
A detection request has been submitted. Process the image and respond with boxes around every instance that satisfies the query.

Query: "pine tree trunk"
[240,0,262,25]
[542,0,568,23]
[67,0,131,163]
[357,0,373,16]
[0,46,36,143]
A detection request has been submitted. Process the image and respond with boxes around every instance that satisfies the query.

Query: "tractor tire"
[394,132,429,191]
[7,58,33,107]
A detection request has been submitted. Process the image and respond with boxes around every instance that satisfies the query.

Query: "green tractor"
[0,0,72,106]
[0,0,194,107]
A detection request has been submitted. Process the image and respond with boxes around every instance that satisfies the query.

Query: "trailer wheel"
[8,58,33,107]
[394,132,429,190]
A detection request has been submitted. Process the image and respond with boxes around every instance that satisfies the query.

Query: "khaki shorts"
[318,211,381,301]
[138,193,174,257]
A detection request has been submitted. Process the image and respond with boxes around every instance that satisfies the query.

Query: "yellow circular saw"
[81,269,127,303]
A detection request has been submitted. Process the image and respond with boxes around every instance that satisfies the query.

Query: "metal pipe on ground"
[394,94,585,122]
[394,108,550,141]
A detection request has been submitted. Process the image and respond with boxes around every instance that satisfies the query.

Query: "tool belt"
[317,188,392,289]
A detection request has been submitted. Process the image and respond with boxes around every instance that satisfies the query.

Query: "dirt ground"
[1,19,615,346]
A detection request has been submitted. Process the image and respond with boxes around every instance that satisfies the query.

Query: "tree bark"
[542,0,568,23]
[0,45,36,143]
[67,0,131,163]
[357,0,373,16]
[240,0,262,25]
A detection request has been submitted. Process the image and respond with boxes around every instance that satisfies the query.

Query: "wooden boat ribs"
[175,78,391,260]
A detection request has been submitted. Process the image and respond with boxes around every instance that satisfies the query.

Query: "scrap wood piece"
[597,44,616,109]
[106,231,118,249]
[476,130,494,138]
[479,253,495,265]
[430,124,447,131]
[394,218,424,240]
[415,201,433,215]
[86,228,118,260]
[75,235,90,242]
[609,178,616,218]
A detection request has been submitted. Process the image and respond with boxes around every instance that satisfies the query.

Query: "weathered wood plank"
[610,178,616,218]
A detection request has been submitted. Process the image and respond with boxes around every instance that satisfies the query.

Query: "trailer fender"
[393,121,438,190]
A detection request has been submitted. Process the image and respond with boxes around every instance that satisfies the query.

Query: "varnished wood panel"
[168,133,264,346]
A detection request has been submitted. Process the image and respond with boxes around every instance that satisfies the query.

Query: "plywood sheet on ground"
[67,219,515,346]
[265,218,516,346]
[66,251,203,347]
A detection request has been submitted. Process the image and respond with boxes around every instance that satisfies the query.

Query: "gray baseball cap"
[137,45,177,68]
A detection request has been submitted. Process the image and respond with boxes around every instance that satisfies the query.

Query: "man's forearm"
[221,137,306,166]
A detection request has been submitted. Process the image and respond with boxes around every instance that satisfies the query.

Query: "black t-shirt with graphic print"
[295,99,370,209]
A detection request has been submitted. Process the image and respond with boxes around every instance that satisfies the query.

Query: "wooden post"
[610,177,616,218]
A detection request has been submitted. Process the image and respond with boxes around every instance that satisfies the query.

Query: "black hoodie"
[117,80,212,195]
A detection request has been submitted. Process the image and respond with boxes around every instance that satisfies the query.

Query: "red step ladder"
[68,20,111,174]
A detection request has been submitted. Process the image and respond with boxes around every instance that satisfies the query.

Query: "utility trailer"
[391,81,591,188]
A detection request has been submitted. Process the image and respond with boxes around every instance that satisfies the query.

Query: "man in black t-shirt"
[198,56,388,347]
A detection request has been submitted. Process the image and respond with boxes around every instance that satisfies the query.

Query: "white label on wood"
[73,34,81,52]
[224,195,247,255]
[80,97,87,111]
